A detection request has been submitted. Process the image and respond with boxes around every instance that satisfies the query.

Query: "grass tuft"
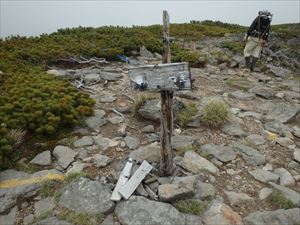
[201,100,231,128]
[174,200,208,216]
[175,103,197,127]
[267,190,294,209]
[58,208,103,225]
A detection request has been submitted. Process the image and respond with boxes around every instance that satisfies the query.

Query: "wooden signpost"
[128,11,192,176]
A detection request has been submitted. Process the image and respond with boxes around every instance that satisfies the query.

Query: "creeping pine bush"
[0,67,95,169]
[202,100,231,128]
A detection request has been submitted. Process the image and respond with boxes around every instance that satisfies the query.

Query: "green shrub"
[267,190,294,209]
[202,100,231,128]
[175,103,197,127]
[174,199,208,215]
[58,208,103,225]
[221,41,244,54]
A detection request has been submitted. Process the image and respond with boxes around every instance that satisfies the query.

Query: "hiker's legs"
[250,41,262,71]
[244,38,256,68]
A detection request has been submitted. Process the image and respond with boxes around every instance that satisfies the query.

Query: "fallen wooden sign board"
[128,62,192,92]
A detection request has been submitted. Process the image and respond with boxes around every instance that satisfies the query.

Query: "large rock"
[269,182,300,206]
[124,136,140,149]
[140,46,154,58]
[158,176,196,201]
[222,123,246,137]
[273,168,295,186]
[32,217,74,225]
[30,150,51,166]
[73,136,94,148]
[52,146,77,169]
[263,103,300,123]
[232,143,266,166]
[92,154,112,168]
[59,177,115,214]
[0,206,17,225]
[244,208,300,225]
[182,151,219,174]
[115,196,186,225]
[201,144,237,163]
[250,86,275,99]
[138,99,161,121]
[268,65,293,78]
[85,109,107,131]
[100,72,123,81]
[172,135,198,150]
[225,191,253,206]
[245,134,266,146]
[264,121,293,137]
[229,90,255,100]
[276,137,294,147]
[294,148,300,162]
[249,169,279,183]
[93,136,111,151]
[129,143,160,163]
[194,179,215,200]
[34,197,55,218]
[0,169,62,214]
[202,200,243,225]
[83,73,101,85]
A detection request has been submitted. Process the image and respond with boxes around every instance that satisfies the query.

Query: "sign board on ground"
[128,62,192,92]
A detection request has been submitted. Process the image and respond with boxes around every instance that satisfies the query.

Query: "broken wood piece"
[111,158,134,201]
[110,108,125,118]
[119,160,152,200]
[144,184,158,200]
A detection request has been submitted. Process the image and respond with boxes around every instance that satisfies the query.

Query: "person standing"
[244,10,272,71]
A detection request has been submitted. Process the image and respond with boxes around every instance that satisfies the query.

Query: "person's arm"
[262,24,271,40]
[246,16,259,37]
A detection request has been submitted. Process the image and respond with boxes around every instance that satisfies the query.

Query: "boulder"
[232,143,266,166]
[273,168,294,186]
[201,144,237,163]
[222,123,246,137]
[92,154,112,168]
[93,136,111,150]
[172,135,198,150]
[194,179,215,200]
[129,143,160,163]
[264,121,293,137]
[142,125,155,133]
[139,46,154,58]
[100,72,123,81]
[224,191,253,206]
[245,134,266,146]
[59,177,115,214]
[268,65,293,78]
[124,136,140,149]
[229,90,255,100]
[0,206,17,225]
[250,86,275,99]
[73,136,94,148]
[30,151,51,166]
[52,146,78,169]
[85,110,107,131]
[83,73,101,85]
[249,169,279,183]
[263,103,300,123]
[34,197,55,218]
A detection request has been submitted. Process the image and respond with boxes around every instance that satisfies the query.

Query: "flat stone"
[93,136,111,150]
[101,214,120,225]
[182,151,219,174]
[225,191,253,206]
[66,162,88,175]
[202,200,243,225]
[85,109,107,131]
[238,111,262,120]
[31,217,73,225]
[194,179,215,200]
[269,182,300,206]
[244,208,300,225]
[108,116,124,124]
[263,103,300,123]
[276,137,294,147]
[138,99,160,122]
[34,197,55,218]
[158,176,196,201]
[0,206,17,225]
[30,150,51,166]
[259,188,273,200]
[59,177,115,214]
[201,144,237,163]
[92,154,112,168]
[100,72,123,81]
[129,143,160,163]
[229,90,255,100]
[294,148,300,162]
[250,86,275,99]
[268,65,293,78]
[273,168,295,186]
[99,95,116,103]
[178,91,199,100]
[263,163,273,171]
[115,196,186,225]
[124,136,140,149]
[52,146,78,169]
[142,125,155,133]
[73,136,94,148]
[246,134,266,146]
[232,143,266,166]
[249,169,279,183]
[184,213,203,225]
[84,73,101,84]
[23,214,34,225]
[222,123,246,137]
[264,121,293,137]
[135,184,148,197]
[171,135,198,150]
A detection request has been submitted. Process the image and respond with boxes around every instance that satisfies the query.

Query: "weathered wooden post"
[128,11,192,177]
[160,10,173,176]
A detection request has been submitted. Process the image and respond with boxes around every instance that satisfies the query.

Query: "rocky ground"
[1,35,300,225]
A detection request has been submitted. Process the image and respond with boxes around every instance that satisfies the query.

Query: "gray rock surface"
[34,197,55,218]
[0,206,17,225]
[201,144,237,162]
[93,136,111,150]
[250,86,275,99]
[108,116,124,125]
[66,162,88,175]
[124,136,140,149]
[23,214,34,225]
[158,176,196,201]
[246,134,266,146]
[232,143,266,166]
[273,168,295,186]
[224,191,253,206]
[229,90,255,100]
[84,73,101,84]
[249,169,279,183]
[92,154,112,168]
[264,121,293,137]
[52,145,77,169]
[269,182,300,206]
[263,103,300,123]
[73,136,94,148]
[140,46,154,58]
[59,177,115,214]
[142,125,155,133]
[85,109,107,131]
[138,99,160,121]
[115,196,186,225]
[276,137,294,147]
[222,123,246,137]
[171,135,198,150]
[30,151,52,166]
[32,217,74,225]
[194,179,215,200]
[99,95,117,103]
[244,208,300,225]
[182,151,219,174]
[259,188,273,200]
[294,148,300,162]
[100,72,123,81]
[129,143,160,163]
[101,214,120,225]
[268,65,293,78]
[202,200,244,225]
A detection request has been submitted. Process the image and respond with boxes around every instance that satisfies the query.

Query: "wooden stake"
[160,10,173,176]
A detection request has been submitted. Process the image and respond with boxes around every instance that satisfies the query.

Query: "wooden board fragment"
[128,62,191,92]
[118,160,152,200]
[110,158,133,201]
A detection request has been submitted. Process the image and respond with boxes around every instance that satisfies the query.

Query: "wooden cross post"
[160,10,173,176]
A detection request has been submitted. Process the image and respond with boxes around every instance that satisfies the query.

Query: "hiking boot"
[245,57,251,68]
[250,57,258,72]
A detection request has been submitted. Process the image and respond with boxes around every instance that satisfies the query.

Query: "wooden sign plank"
[118,160,152,200]
[128,62,191,92]
[110,158,133,201]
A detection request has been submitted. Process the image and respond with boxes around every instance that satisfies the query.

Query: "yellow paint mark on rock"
[0,173,64,189]
[266,131,277,142]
